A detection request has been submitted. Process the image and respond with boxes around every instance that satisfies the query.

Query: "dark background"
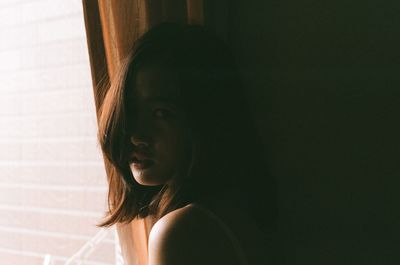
[208,1,400,264]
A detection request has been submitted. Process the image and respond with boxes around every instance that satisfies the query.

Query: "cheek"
[158,127,187,162]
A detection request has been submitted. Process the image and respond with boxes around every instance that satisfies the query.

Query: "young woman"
[97,23,275,265]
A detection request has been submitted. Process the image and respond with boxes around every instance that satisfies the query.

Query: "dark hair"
[97,23,274,229]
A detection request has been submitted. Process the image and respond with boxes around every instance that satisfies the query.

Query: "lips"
[130,151,151,162]
[129,152,154,170]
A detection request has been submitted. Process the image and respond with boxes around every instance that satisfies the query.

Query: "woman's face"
[127,63,188,186]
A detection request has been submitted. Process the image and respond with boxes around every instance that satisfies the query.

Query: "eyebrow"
[144,96,179,105]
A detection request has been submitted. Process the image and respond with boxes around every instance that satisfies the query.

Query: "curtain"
[82,1,207,264]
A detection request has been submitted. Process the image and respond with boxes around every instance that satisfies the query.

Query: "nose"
[130,134,149,148]
[129,122,151,148]
[128,110,152,149]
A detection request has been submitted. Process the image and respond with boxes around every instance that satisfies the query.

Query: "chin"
[131,170,167,186]
[134,176,165,186]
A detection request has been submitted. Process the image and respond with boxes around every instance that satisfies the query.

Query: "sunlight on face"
[127,63,187,186]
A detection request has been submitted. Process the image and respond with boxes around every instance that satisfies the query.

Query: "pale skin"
[128,63,267,265]
[148,204,244,265]
[148,190,268,265]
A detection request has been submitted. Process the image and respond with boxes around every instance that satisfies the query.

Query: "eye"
[153,108,171,118]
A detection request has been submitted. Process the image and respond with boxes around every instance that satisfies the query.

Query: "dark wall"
[226,1,400,264]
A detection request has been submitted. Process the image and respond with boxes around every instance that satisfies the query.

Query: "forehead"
[130,62,181,101]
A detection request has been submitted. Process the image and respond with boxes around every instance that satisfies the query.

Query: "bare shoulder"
[148,204,240,265]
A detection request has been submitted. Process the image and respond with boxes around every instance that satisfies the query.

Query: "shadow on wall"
[228,1,400,264]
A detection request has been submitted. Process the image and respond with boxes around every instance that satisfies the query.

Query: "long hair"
[97,23,275,229]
